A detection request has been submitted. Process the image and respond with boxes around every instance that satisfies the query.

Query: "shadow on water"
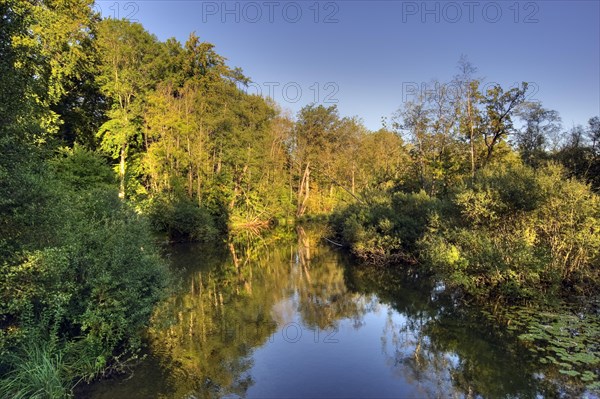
[78,225,598,399]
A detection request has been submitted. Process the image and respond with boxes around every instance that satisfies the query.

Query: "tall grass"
[0,341,71,399]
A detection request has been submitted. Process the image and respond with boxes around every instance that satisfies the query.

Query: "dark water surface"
[79,228,598,398]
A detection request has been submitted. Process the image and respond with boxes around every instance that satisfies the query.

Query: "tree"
[553,119,600,191]
[356,129,410,191]
[96,18,162,198]
[1,0,99,256]
[1,3,169,395]
[515,102,562,166]
[393,95,430,190]
[393,80,464,195]
[293,104,341,216]
[588,116,600,154]
[141,32,278,227]
[586,116,600,190]
[481,83,528,166]
[455,56,483,178]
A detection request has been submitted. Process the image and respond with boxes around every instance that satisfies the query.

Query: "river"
[78,226,598,398]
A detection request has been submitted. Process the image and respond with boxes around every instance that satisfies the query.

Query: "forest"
[0,0,598,397]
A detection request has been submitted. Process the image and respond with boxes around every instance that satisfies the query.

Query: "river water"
[79,227,598,398]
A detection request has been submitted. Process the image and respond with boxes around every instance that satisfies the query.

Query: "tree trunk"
[351,165,355,195]
[118,142,127,199]
[467,96,475,179]
[197,165,202,206]
[229,164,248,210]
[296,162,310,217]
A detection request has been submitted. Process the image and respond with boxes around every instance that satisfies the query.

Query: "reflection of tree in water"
[380,308,457,399]
[147,235,289,399]
[347,266,552,399]
[86,229,578,399]
[146,227,370,399]
[293,226,369,330]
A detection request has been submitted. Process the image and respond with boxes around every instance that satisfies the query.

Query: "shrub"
[148,195,217,242]
[1,192,168,371]
[330,190,440,263]
[1,149,169,394]
[332,161,600,300]
[420,162,600,300]
[47,146,115,191]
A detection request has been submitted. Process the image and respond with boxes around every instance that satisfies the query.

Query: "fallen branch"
[323,237,344,247]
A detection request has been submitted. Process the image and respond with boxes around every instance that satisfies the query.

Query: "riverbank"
[330,162,600,302]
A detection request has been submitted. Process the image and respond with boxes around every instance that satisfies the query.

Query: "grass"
[0,340,72,399]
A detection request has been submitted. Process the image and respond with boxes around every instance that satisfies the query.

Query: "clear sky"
[95,0,600,131]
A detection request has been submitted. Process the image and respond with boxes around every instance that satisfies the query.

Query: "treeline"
[1,0,599,395]
[4,11,409,238]
[331,58,600,302]
[94,20,409,233]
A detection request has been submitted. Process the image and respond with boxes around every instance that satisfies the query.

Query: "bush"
[330,190,441,263]
[535,164,600,291]
[47,146,115,191]
[1,191,168,369]
[67,200,169,365]
[332,161,600,300]
[1,149,169,395]
[148,195,218,242]
[420,162,600,300]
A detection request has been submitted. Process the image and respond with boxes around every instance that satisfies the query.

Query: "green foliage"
[419,162,600,299]
[0,340,71,399]
[1,181,169,354]
[2,0,599,394]
[65,202,168,361]
[332,160,599,301]
[48,145,115,190]
[330,190,441,263]
[1,148,168,393]
[553,117,600,192]
[148,195,218,242]
[457,162,544,216]
[420,223,550,298]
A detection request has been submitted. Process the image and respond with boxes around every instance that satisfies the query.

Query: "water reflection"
[80,227,592,399]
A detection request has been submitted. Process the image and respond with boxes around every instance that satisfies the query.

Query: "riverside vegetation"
[1,0,599,397]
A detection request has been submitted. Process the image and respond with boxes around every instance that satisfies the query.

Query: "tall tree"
[293,104,340,216]
[515,102,562,166]
[455,56,482,178]
[96,18,162,198]
[481,83,528,166]
[1,0,98,255]
[393,81,464,195]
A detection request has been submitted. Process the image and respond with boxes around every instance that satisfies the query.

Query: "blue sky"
[96,0,600,131]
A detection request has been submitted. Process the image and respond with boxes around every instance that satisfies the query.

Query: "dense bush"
[0,149,169,397]
[331,162,600,300]
[147,195,218,242]
[420,163,600,299]
[330,190,442,263]
[47,145,115,190]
